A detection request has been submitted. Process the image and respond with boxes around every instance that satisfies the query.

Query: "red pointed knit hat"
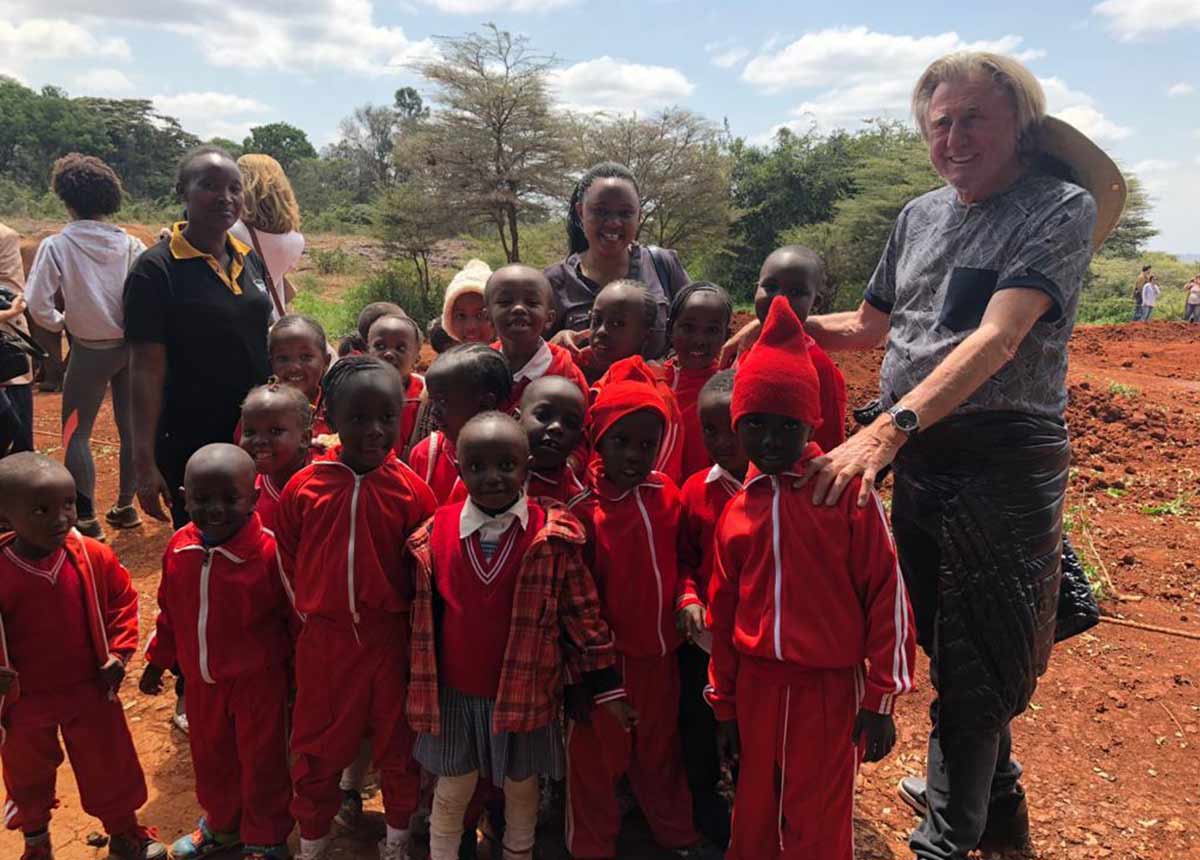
[589,356,670,447]
[731,296,823,429]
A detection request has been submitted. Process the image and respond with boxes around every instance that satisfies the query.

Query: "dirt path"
[3,322,1198,860]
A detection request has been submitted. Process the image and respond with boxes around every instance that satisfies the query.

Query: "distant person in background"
[26,154,146,540]
[0,222,34,458]
[230,154,304,323]
[439,258,494,346]
[1132,263,1150,320]
[1139,272,1160,321]
[1184,275,1200,323]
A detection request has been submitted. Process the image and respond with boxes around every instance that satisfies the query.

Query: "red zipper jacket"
[705,444,915,719]
[274,454,437,621]
[407,431,462,505]
[494,339,590,414]
[145,514,298,684]
[662,359,718,482]
[0,530,139,733]
[676,464,742,612]
[568,468,683,658]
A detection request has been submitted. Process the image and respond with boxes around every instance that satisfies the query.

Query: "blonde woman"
[230,154,305,321]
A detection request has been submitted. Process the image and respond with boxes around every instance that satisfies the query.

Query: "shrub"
[292,261,444,344]
[309,246,359,275]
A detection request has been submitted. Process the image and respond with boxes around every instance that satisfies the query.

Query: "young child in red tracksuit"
[662,283,734,483]
[516,376,588,504]
[239,382,313,532]
[564,378,719,860]
[365,313,426,457]
[409,344,514,504]
[141,444,298,860]
[405,412,632,860]
[0,453,166,860]
[486,264,589,413]
[590,355,685,487]
[723,245,848,453]
[573,279,654,386]
[673,369,745,848]
[274,355,438,860]
[267,314,334,454]
[707,297,916,860]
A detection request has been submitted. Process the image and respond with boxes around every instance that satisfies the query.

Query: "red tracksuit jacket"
[0,531,139,727]
[495,339,590,414]
[408,431,461,505]
[588,368,686,487]
[662,360,718,483]
[145,514,298,683]
[395,373,425,459]
[706,444,915,718]
[676,464,743,612]
[274,454,437,620]
[569,470,683,658]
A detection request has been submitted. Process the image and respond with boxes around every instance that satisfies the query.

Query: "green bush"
[309,246,360,275]
[292,262,444,344]
[458,220,567,270]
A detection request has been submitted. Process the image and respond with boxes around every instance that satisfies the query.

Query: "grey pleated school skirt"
[413,686,564,787]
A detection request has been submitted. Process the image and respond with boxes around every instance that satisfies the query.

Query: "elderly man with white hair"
[722,52,1124,858]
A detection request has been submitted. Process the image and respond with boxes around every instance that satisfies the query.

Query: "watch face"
[894,408,919,432]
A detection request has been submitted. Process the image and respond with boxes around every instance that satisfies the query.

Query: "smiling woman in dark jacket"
[124,146,272,527]
[544,162,688,359]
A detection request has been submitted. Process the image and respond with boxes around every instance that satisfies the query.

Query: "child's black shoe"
[335,788,364,830]
[108,825,168,860]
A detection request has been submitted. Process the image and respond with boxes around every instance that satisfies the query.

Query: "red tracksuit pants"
[2,683,146,835]
[187,664,293,845]
[291,615,420,839]
[566,652,697,859]
[728,661,861,860]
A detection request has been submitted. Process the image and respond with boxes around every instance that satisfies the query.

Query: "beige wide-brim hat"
[1039,115,1127,252]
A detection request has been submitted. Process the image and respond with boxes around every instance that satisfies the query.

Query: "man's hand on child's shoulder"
[139,663,166,696]
[0,665,17,695]
[100,655,126,694]
[602,699,638,732]
[716,719,740,764]
[676,604,707,641]
[853,708,897,763]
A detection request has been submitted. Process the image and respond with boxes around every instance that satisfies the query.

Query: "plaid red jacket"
[406,500,618,735]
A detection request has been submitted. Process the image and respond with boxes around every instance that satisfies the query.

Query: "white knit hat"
[441,259,493,340]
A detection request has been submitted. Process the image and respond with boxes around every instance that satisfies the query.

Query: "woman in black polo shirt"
[544,162,689,359]
[125,146,272,526]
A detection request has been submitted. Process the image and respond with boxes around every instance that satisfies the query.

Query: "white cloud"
[549,57,694,113]
[0,18,130,63]
[152,92,271,141]
[1132,159,1179,173]
[1167,82,1195,97]
[72,68,135,95]
[1093,0,1200,40]
[741,28,1042,93]
[1039,77,1132,143]
[419,0,573,10]
[704,39,748,69]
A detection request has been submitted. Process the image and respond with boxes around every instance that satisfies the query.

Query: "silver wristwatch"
[887,404,920,435]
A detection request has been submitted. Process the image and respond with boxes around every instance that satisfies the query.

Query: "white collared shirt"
[460,495,530,559]
[705,463,744,495]
[511,339,553,383]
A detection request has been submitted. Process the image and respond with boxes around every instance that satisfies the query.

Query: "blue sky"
[2,0,1198,252]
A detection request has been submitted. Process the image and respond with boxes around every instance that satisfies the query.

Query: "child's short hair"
[242,381,314,435]
[598,279,657,330]
[270,314,327,353]
[320,354,397,417]
[426,343,513,403]
[50,154,123,219]
[700,368,736,401]
[337,334,366,357]
[459,410,529,451]
[667,281,733,337]
[356,302,406,342]
[427,318,456,354]
[367,312,423,345]
[0,452,70,505]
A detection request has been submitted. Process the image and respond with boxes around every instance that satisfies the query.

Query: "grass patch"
[1107,381,1140,398]
[1104,487,1127,499]
[1139,496,1191,517]
[290,261,444,343]
[309,247,362,276]
[1064,503,1109,600]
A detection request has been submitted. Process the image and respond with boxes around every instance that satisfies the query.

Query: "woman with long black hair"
[545,162,689,359]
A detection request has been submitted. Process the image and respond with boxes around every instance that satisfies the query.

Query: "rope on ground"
[1099,615,1200,641]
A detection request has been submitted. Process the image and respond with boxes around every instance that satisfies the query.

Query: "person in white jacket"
[1139,273,1161,321]
[228,153,305,323]
[25,154,146,539]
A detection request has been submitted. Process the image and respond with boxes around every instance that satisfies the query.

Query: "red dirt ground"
[3,321,1198,860]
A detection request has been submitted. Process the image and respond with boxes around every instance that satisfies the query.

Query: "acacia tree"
[1098,175,1156,259]
[573,108,731,258]
[410,24,570,262]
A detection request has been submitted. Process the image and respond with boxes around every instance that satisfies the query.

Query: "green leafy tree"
[1098,174,1157,260]
[242,122,317,173]
[409,24,571,262]
[375,179,465,291]
[393,87,429,124]
[206,137,244,159]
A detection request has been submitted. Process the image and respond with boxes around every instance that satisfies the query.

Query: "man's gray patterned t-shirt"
[864,173,1097,419]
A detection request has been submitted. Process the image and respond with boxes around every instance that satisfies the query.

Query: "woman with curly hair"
[25,153,147,539]
[230,154,305,322]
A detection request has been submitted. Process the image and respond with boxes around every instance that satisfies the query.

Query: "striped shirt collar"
[459,494,529,541]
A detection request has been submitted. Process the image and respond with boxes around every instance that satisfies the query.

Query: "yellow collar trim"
[168,221,250,294]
